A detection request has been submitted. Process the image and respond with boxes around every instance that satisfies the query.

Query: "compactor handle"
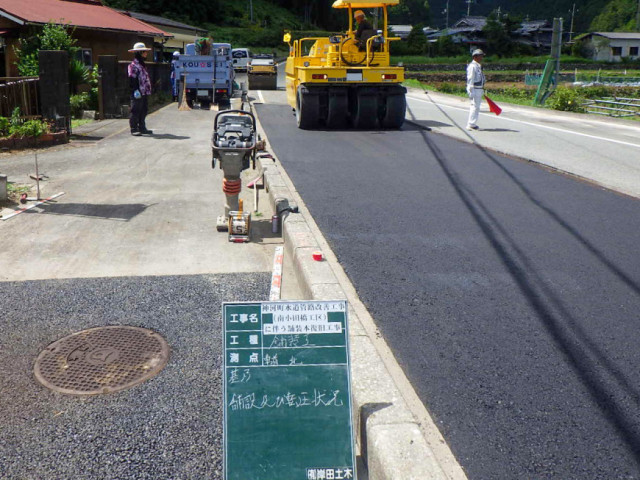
[213,109,256,130]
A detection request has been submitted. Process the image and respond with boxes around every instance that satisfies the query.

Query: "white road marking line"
[407,94,640,150]
[1,192,65,221]
[269,246,284,301]
[257,90,265,104]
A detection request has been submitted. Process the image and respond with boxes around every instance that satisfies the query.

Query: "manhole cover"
[34,326,170,395]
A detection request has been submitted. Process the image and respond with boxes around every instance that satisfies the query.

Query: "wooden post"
[98,70,104,120]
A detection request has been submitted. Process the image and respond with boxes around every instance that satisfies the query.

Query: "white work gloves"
[467,86,472,98]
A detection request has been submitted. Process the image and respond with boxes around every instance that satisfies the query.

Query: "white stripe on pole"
[269,246,284,301]
[1,192,65,221]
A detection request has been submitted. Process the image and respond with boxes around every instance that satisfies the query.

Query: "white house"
[388,25,412,39]
[582,32,640,62]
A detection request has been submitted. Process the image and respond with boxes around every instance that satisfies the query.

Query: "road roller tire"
[382,94,406,129]
[296,87,319,129]
[352,92,378,129]
[327,92,348,129]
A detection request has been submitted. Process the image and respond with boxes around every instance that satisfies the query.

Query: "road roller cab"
[284,0,406,129]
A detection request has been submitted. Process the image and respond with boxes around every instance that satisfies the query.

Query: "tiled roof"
[593,32,640,40]
[517,20,552,35]
[452,16,486,30]
[119,10,205,33]
[0,0,169,36]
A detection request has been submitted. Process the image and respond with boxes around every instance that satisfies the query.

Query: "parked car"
[232,48,253,72]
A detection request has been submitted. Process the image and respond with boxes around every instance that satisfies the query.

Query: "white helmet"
[472,49,485,57]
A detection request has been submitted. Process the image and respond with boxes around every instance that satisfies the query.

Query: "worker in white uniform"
[466,49,486,131]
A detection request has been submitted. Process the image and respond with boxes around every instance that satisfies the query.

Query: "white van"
[232,48,253,71]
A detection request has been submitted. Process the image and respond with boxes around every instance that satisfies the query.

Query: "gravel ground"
[0,273,270,480]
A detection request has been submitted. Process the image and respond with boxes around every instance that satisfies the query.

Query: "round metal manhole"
[34,326,170,395]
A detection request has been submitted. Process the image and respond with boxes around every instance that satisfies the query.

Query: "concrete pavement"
[0,103,308,479]
[0,106,280,281]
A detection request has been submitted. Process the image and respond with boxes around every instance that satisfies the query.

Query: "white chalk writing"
[269,334,312,348]
[228,389,344,411]
[228,368,251,384]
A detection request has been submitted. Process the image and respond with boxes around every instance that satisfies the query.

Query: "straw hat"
[129,42,151,52]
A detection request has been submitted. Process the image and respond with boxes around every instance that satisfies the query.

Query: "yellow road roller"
[247,54,278,90]
[284,0,406,129]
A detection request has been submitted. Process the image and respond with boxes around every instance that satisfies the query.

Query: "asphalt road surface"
[255,101,640,479]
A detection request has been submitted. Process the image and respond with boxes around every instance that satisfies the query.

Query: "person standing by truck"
[170,51,180,101]
[128,42,153,136]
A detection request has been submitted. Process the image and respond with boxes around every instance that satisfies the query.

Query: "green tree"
[103,0,220,27]
[482,11,521,58]
[14,23,78,76]
[433,34,466,57]
[590,0,637,31]
[406,23,427,54]
[389,0,431,25]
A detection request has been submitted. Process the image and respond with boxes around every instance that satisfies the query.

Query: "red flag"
[484,95,502,115]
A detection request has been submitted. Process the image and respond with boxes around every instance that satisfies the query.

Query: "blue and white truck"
[174,42,235,108]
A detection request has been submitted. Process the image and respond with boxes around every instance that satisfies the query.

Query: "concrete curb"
[253,111,465,479]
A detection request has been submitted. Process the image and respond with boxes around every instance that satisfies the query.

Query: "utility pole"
[466,0,473,17]
[552,17,563,81]
[636,0,640,31]
[249,0,253,23]
[569,3,577,42]
[443,0,450,28]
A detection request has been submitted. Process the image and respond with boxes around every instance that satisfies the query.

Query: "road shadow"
[477,127,519,133]
[250,217,282,243]
[407,102,640,468]
[69,134,104,142]
[359,403,393,465]
[149,133,190,140]
[33,202,151,221]
[407,119,452,129]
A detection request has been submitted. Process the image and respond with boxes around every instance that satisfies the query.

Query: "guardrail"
[582,97,640,117]
[524,73,575,86]
[524,72,640,87]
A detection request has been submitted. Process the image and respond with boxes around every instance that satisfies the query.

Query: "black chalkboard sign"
[223,301,356,480]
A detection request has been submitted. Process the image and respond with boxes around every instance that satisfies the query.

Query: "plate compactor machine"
[284,0,406,130]
[211,110,257,242]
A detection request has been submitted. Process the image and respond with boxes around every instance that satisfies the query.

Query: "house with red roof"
[0,0,171,76]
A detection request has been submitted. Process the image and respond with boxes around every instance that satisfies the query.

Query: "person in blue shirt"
[170,51,180,101]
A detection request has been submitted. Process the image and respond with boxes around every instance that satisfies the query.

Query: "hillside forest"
[102,0,640,41]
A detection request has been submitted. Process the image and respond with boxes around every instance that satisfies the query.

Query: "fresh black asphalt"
[257,103,640,479]
[0,273,270,480]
